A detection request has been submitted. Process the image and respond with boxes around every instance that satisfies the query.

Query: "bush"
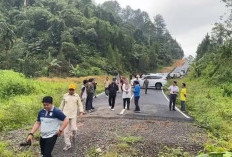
[222,83,232,97]
[0,70,35,98]
[0,72,107,131]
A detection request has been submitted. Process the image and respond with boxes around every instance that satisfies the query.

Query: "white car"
[131,74,167,89]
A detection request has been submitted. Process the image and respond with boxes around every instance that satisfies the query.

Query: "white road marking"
[162,90,191,119]
[120,95,134,115]
[96,92,105,97]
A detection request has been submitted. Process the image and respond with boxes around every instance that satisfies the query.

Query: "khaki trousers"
[64,118,77,146]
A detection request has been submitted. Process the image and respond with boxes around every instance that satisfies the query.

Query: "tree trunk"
[24,0,27,7]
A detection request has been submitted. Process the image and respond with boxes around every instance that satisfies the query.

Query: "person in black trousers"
[85,78,95,113]
[168,81,179,111]
[108,78,119,111]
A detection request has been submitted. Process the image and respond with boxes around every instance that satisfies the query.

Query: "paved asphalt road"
[85,89,192,121]
[53,89,193,157]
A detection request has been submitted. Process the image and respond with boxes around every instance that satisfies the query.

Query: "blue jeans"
[181,101,186,111]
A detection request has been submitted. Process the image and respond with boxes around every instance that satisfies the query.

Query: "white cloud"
[95,0,226,57]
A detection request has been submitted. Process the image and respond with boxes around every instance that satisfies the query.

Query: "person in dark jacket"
[93,78,97,98]
[85,78,95,113]
[108,78,119,111]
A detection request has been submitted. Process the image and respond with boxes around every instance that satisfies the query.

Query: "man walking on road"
[133,81,141,113]
[86,78,95,113]
[180,83,187,111]
[144,78,149,94]
[27,96,69,157]
[168,81,179,111]
[60,84,84,151]
[108,78,119,111]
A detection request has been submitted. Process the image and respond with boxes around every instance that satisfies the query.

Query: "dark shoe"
[173,109,176,111]
[20,141,31,147]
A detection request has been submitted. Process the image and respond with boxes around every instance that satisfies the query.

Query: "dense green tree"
[0,21,15,53]
[0,0,184,77]
[196,34,211,60]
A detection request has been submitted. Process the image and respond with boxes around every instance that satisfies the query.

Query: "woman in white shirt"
[122,79,132,110]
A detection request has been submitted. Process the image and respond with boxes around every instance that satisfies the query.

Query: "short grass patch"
[118,136,142,145]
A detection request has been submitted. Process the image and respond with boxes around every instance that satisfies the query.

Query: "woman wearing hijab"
[122,78,132,110]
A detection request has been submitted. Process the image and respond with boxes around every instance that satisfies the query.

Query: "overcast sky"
[94,0,227,57]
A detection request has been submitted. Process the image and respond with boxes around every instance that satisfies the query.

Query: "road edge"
[161,90,192,119]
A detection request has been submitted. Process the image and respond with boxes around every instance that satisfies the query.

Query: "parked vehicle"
[131,74,167,90]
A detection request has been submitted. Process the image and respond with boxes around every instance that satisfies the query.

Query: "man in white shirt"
[168,81,179,111]
[60,84,84,151]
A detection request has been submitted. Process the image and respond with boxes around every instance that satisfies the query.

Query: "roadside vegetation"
[165,0,232,155]
[170,68,232,153]
[0,70,106,132]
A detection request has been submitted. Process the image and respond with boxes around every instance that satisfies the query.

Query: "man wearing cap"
[26,96,69,157]
[60,84,84,151]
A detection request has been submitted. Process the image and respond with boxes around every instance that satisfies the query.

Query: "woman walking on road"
[122,78,132,110]
[104,77,110,97]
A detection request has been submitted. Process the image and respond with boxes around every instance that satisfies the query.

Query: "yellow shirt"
[180,88,187,101]
[60,93,84,118]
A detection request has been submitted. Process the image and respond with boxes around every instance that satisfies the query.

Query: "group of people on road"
[104,77,141,112]
[168,81,187,112]
[25,76,186,157]
[80,78,98,113]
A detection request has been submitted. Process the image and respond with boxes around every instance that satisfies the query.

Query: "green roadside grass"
[0,70,108,156]
[164,76,232,155]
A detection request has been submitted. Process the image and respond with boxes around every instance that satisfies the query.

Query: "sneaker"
[111,108,115,111]
[63,145,71,151]
[87,110,92,113]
